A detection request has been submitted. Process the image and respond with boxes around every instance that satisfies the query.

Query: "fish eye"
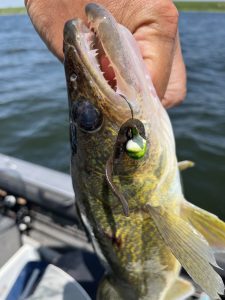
[71,98,103,132]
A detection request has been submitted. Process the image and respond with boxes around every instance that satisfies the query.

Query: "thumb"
[161,33,187,108]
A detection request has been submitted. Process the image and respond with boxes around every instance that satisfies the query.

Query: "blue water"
[0,12,225,218]
[171,12,225,217]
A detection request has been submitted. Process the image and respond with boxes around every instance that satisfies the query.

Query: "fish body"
[63,4,225,299]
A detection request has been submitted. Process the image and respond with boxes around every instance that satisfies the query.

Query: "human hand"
[25,0,186,108]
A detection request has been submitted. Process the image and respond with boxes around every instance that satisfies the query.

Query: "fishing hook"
[118,94,134,120]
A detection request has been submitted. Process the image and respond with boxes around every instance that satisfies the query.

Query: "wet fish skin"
[64,4,225,300]
[64,22,178,300]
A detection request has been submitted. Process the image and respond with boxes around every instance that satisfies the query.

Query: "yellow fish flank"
[63,3,225,299]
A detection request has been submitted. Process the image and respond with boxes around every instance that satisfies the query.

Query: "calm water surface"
[0,13,225,218]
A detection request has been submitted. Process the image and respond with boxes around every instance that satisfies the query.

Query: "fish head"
[63,3,176,194]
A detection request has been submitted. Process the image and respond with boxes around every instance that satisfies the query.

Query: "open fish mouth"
[63,3,141,120]
[64,18,117,93]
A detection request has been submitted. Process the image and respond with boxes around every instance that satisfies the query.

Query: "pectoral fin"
[165,277,195,300]
[181,200,225,252]
[146,204,224,299]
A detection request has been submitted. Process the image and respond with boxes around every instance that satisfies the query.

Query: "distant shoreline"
[0,2,225,15]
[175,1,225,12]
[0,7,26,15]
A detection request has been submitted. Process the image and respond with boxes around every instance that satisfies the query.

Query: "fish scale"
[64,3,225,299]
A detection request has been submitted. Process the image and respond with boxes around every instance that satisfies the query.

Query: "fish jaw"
[64,18,135,125]
[85,3,177,177]
[85,3,139,100]
[85,4,170,120]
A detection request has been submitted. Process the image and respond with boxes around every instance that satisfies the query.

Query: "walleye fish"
[63,3,225,299]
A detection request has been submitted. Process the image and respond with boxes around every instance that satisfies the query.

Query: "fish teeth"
[89,49,99,57]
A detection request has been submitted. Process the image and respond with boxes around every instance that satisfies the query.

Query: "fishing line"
[118,94,134,119]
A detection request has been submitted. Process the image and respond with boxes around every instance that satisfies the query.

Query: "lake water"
[0,12,225,218]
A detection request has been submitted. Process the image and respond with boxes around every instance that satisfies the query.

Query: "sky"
[0,0,24,8]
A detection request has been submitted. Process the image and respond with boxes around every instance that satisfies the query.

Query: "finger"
[25,0,119,62]
[25,0,88,62]
[162,32,187,108]
[130,1,179,99]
